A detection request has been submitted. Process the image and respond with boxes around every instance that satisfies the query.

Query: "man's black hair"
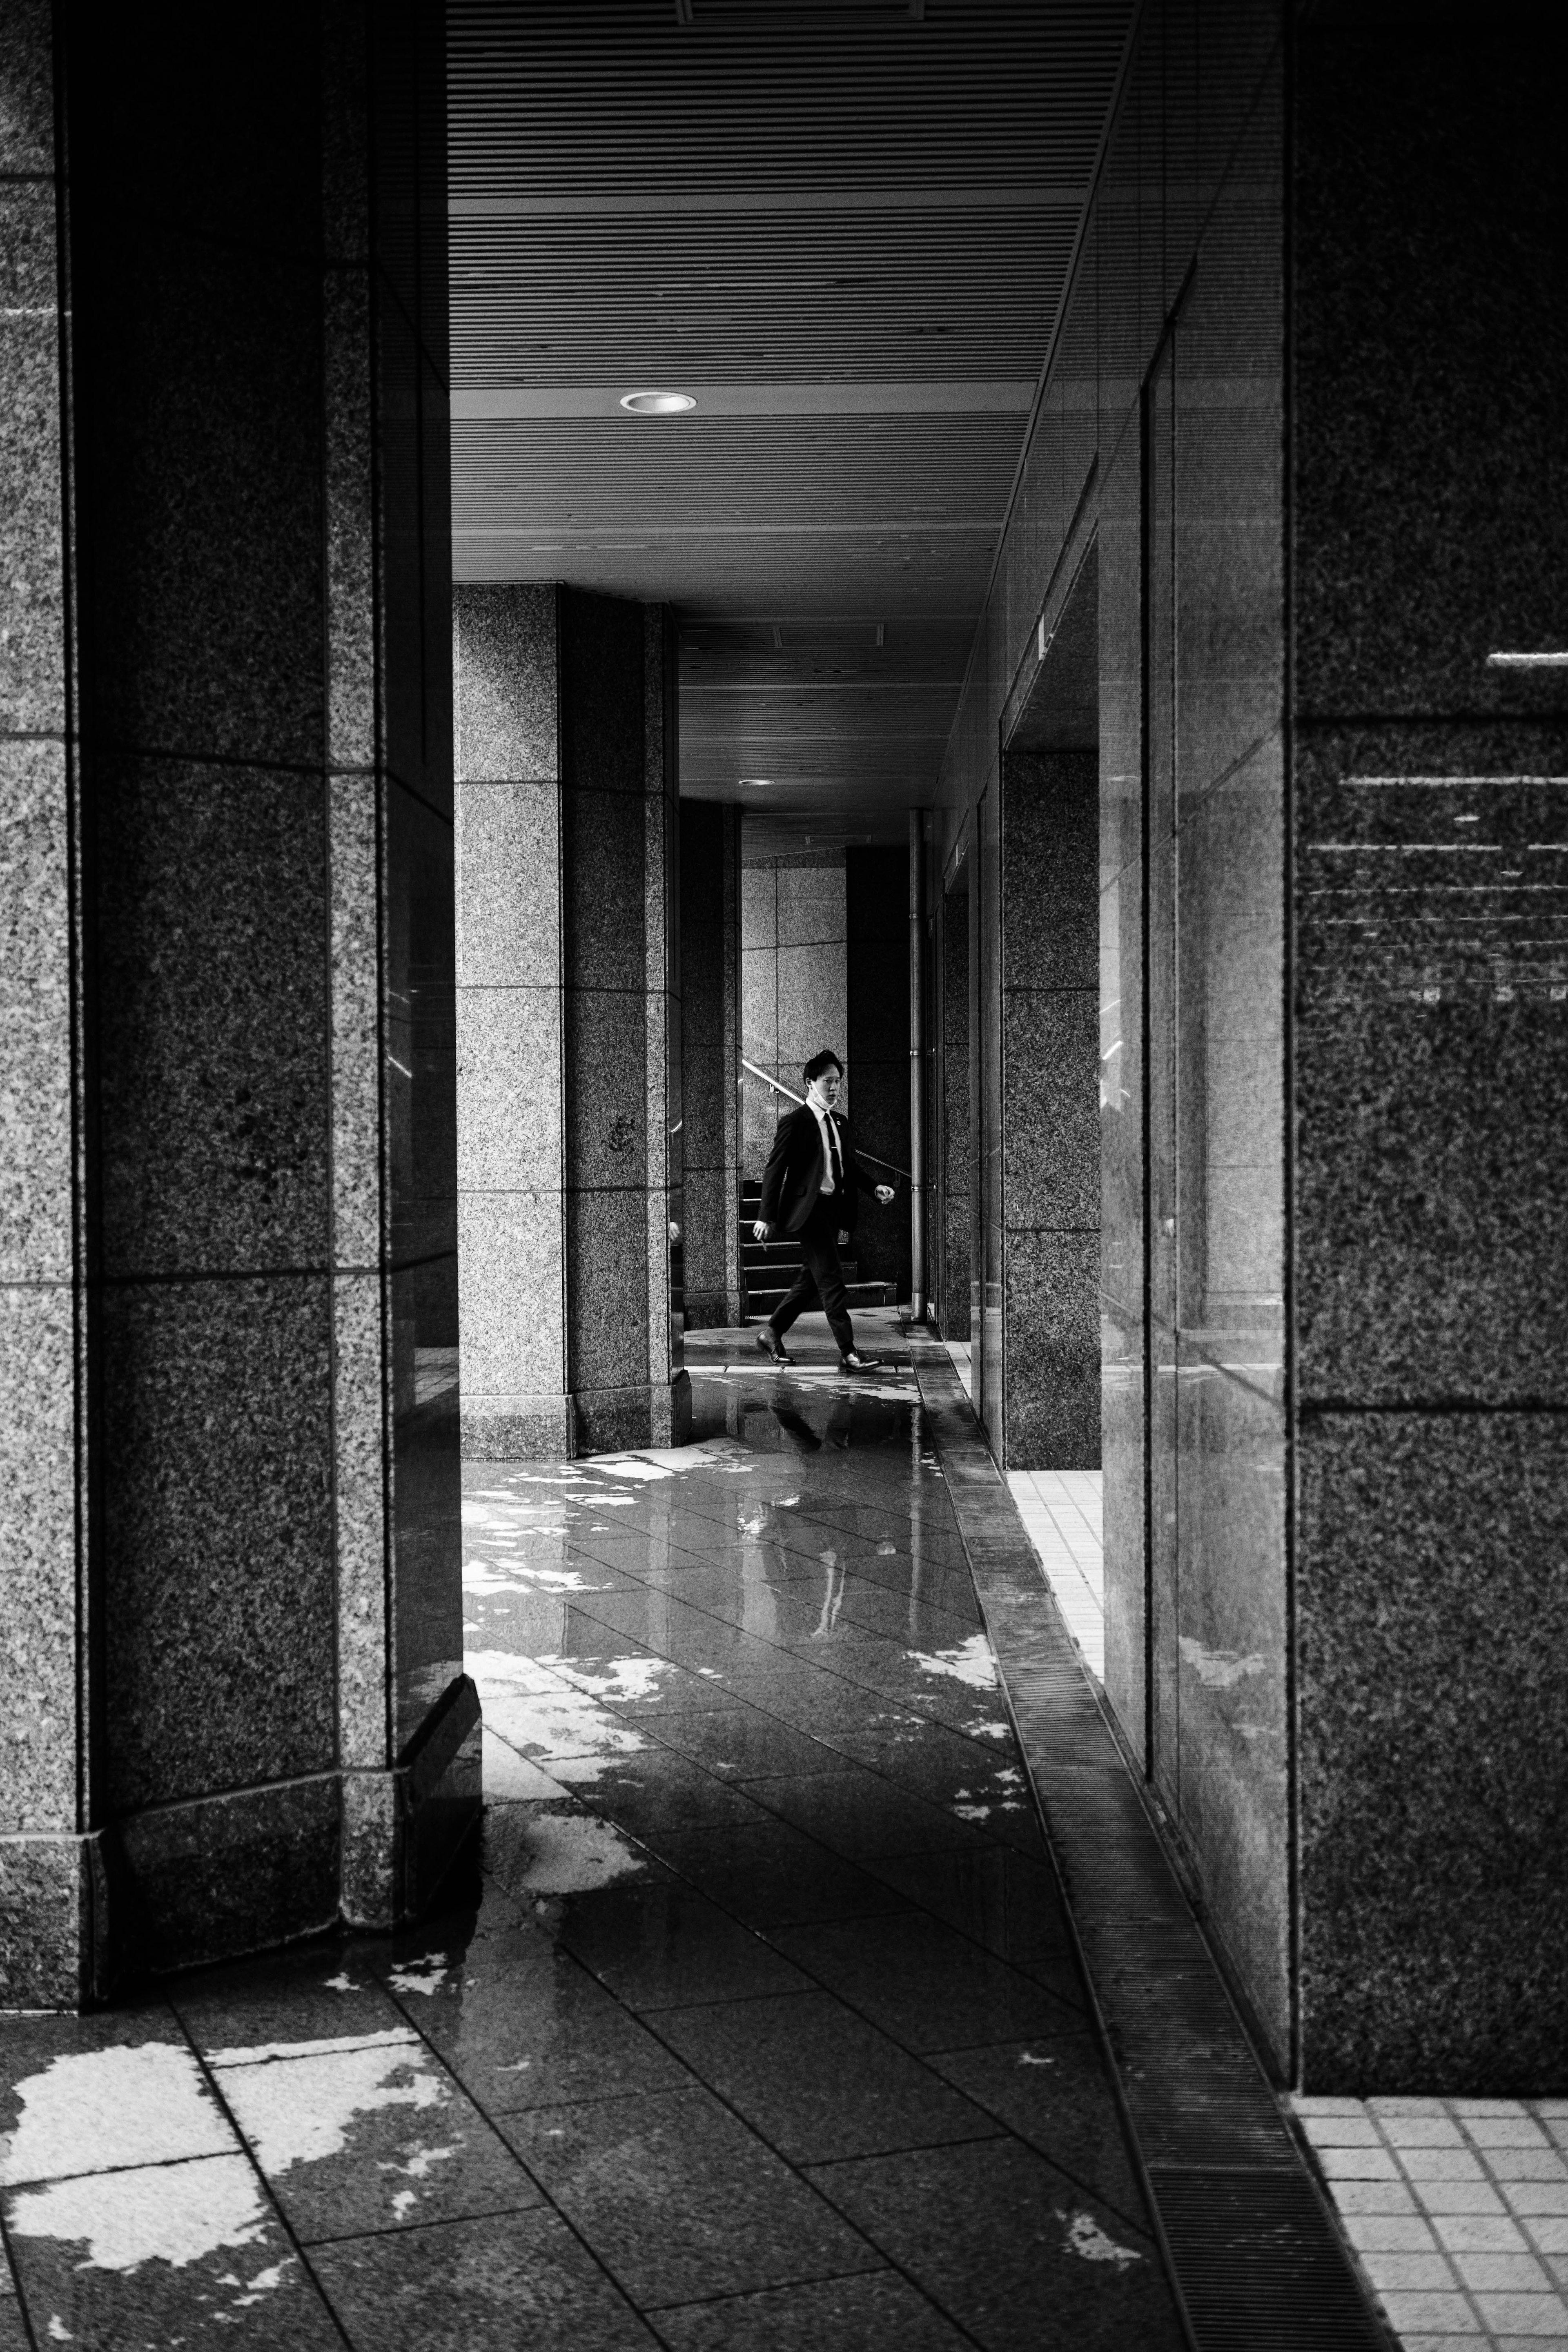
[803,1049,843,1082]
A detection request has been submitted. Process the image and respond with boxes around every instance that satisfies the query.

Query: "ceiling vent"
[675,0,925,22]
[772,621,886,649]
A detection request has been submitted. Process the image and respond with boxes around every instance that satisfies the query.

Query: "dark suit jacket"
[759,1101,878,1238]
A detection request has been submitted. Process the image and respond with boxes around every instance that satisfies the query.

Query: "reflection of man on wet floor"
[754,1050,895,1372]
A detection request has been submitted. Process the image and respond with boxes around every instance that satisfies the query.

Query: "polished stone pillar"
[939,865,972,1341]
[998,748,1100,1468]
[741,851,848,1175]
[680,804,745,1328]
[454,585,690,1457]
[1292,2,1568,2087]
[846,846,913,1298]
[0,0,472,2007]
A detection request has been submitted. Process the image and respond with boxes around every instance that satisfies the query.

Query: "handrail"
[738,1056,914,1185]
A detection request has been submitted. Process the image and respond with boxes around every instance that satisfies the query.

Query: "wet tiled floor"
[0,1314,1185,2350]
[1296,2097,1568,2350]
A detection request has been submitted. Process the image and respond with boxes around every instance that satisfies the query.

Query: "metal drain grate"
[1152,2168,1392,2350]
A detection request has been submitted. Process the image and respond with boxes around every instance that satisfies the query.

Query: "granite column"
[679,804,745,1328]
[0,0,473,2007]
[997,748,1100,1468]
[454,585,690,1456]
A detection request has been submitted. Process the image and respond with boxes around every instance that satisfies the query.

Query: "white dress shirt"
[808,1099,843,1195]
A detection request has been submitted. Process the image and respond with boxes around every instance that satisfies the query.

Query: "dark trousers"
[769,1197,855,1357]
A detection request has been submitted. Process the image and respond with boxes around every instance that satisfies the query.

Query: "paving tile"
[1321,2146,1403,2180]
[501,2086,880,2307]
[1426,2203,1536,2257]
[1379,2115,1468,2149]
[865,1848,1084,2002]
[1361,2250,1460,2292]
[550,1872,811,2011]
[1333,2179,1423,2217]
[212,2036,539,2243]
[831,1579,985,1650]
[647,2267,973,2349]
[1506,2184,1568,2216]
[646,1818,913,1930]
[1462,2116,1555,2150]
[5,2154,341,2349]
[0,2015,236,2186]
[481,1798,663,1907]
[1452,2250,1554,2291]
[1412,2179,1512,2216]
[366,1918,692,2113]
[561,1746,777,1838]
[1486,2149,1568,2181]
[640,1702,841,1782]
[768,1911,1082,2054]
[741,1764,987,1861]
[1374,2290,1485,2336]
[652,1989,997,2164]
[924,2035,1148,2233]
[804,2137,1183,2351]
[172,1944,413,2063]
[0,2270,26,2352]
[311,2206,658,2350]
[736,1669,948,1741]
[1343,2211,1443,2252]
[1473,2291,1568,2332]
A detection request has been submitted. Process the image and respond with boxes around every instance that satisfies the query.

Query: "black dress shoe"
[757,1327,793,1364]
[839,1351,884,1373]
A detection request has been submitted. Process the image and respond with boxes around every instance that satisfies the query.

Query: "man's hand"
[752,1219,773,1242]
[875,1184,895,1205]
[837,1229,850,1247]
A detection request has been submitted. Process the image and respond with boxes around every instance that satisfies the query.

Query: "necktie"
[826,1114,842,1192]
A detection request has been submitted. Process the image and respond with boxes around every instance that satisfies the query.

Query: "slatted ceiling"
[449,1,1127,199]
[448,0,1134,818]
[452,415,1026,525]
[449,213,1079,385]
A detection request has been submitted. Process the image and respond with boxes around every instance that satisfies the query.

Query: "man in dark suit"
[753,1049,896,1372]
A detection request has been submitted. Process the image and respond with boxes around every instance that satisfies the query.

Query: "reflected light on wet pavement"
[0,1314,1185,2351]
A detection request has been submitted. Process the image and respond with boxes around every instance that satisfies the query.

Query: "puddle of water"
[8,2155,270,2274]
[384,1960,448,1998]
[463,1562,612,1595]
[512,1810,648,1894]
[1062,2210,1141,2267]
[213,2036,446,2176]
[541,1655,677,1705]
[0,2045,232,2186]
[908,1632,999,1690]
[483,1726,565,1800]
[481,1689,648,1773]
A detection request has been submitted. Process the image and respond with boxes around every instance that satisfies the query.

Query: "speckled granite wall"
[938,862,971,1341]
[845,846,913,1300]
[741,851,848,1176]
[929,1,1291,2069]
[454,587,689,1457]
[680,804,745,1327]
[1292,5,1568,2088]
[0,0,471,2007]
[929,0,1564,2088]
[998,751,1100,1469]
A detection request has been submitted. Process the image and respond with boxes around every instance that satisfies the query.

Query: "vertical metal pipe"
[908,808,925,1320]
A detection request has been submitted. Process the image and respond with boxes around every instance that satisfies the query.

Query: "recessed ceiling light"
[1487,650,1568,667]
[620,390,697,415]
[739,777,774,787]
